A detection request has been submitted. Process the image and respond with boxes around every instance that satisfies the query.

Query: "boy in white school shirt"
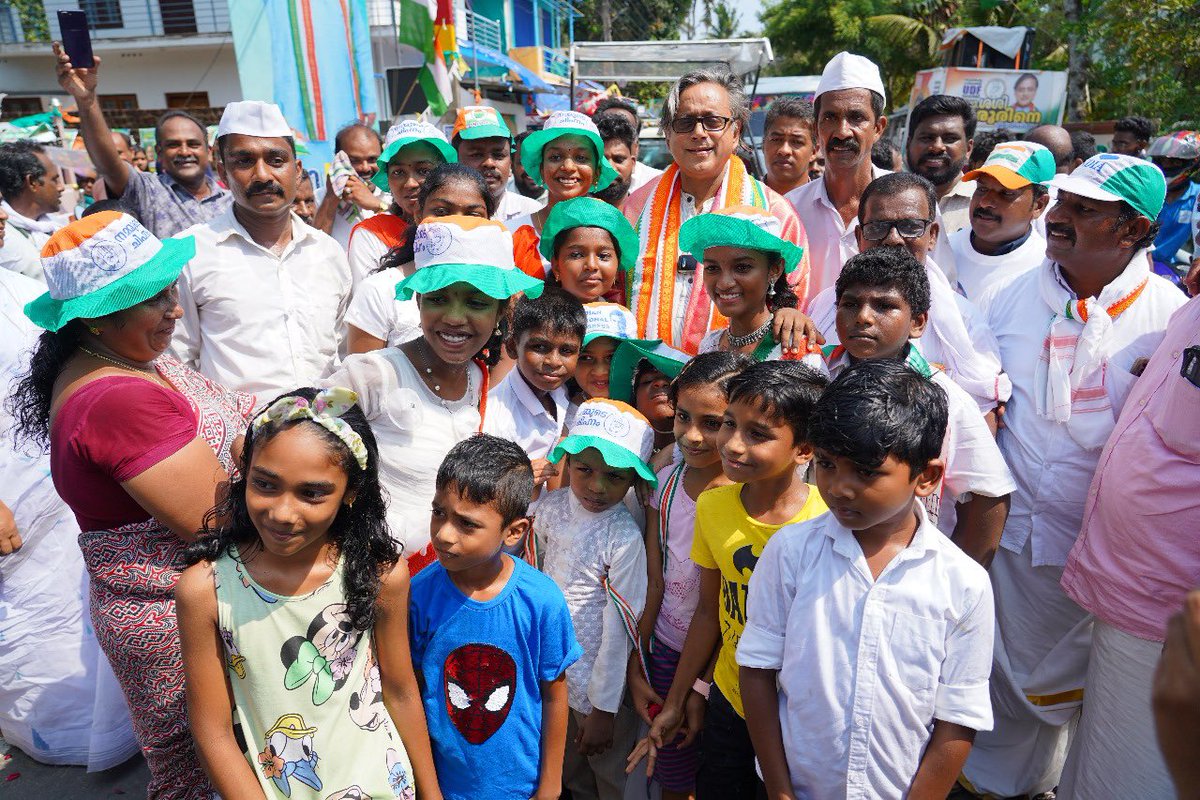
[738,359,994,800]
[484,286,585,489]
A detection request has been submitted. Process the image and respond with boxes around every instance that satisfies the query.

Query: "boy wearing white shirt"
[738,359,994,800]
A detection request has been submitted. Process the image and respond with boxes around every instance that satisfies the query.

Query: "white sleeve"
[169,262,202,369]
[736,525,796,670]
[805,286,837,337]
[320,351,395,421]
[348,228,390,289]
[587,520,647,714]
[344,273,399,342]
[934,577,995,731]
[939,377,1016,502]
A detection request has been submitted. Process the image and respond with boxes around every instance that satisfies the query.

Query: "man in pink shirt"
[1058,293,1200,799]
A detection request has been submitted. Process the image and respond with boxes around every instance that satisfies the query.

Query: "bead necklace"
[415,338,471,407]
[78,346,157,375]
[725,316,773,349]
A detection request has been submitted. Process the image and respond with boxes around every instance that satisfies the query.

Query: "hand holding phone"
[57,10,95,69]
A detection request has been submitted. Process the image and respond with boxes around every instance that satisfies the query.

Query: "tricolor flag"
[398,0,458,115]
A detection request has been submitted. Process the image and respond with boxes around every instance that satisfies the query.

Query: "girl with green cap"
[539,196,639,304]
[506,111,620,280]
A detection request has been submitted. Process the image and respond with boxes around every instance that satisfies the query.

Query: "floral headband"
[251,387,369,470]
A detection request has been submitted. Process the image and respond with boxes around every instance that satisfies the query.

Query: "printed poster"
[909,67,1068,134]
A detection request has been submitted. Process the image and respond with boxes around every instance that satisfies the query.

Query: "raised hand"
[53,41,100,102]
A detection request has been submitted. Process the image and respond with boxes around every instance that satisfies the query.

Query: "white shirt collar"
[212,206,317,251]
[822,499,940,565]
[508,368,568,422]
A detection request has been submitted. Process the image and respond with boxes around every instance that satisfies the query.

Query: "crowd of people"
[0,39,1199,800]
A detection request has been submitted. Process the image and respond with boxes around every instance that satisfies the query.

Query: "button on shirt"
[120,165,232,239]
[171,208,351,402]
[976,262,1187,567]
[482,370,570,461]
[736,504,994,800]
[786,165,889,302]
[1062,295,1200,641]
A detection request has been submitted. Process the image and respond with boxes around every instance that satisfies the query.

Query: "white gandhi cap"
[217,101,293,139]
[815,52,886,106]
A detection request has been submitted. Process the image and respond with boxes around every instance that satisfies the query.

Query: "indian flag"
[398,0,458,115]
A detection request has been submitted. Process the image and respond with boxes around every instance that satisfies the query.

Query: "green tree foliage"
[574,0,693,41]
[710,0,741,39]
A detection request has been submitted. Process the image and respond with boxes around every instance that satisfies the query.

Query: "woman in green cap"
[507,110,620,280]
[539,196,639,304]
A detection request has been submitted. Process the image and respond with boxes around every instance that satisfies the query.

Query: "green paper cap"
[678,206,804,273]
[608,339,690,403]
[519,111,618,192]
[538,197,639,273]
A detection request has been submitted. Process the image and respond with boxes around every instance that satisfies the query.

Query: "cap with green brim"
[548,398,658,486]
[608,339,690,403]
[395,215,544,301]
[539,197,639,273]
[961,141,1056,189]
[678,205,805,273]
[520,110,619,192]
[452,105,513,143]
[370,120,458,191]
[1048,153,1167,221]
[26,210,194,332]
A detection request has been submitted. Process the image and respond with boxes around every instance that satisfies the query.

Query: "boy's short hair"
[871,139,901,171]
[809,359,948,476]
[510,285,587,344]
[725,361,829,442]
[1114,115,1154,142]
[436,434,535,527]
[835,247,931,317]
[595,113,636,150]
[764,97,814,136]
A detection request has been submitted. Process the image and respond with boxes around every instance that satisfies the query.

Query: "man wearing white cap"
[170,101,351,402]
[786,52,889,303]
[962,154,1187,799]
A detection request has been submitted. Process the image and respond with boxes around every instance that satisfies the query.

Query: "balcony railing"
[543,46,568,78]
[1,0,229,44]
[456,6,502,53]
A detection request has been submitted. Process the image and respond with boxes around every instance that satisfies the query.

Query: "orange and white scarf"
[1035,251,1151,450]
[628,157,769,354]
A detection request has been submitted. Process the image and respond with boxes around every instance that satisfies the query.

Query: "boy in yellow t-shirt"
[628,360,829,799]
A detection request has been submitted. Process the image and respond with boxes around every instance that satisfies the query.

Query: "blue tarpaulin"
[458,42,556,92]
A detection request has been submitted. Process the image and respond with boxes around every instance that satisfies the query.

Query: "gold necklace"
[78,346,157,375]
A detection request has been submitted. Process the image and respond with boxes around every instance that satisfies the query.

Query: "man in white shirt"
[312,123,386,249]
[452,105,542,223]
[963,154,1187,798]
[171,101,351,404]
[0,205,44,281]
[950,140,1053,299]
[787,52,889,301]
[593,96,662,193]
[0,141,67,251]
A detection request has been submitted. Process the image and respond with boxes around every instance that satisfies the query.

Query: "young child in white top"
[737,358,995,800]
[823,247,1015,564]
[531,399,653,800]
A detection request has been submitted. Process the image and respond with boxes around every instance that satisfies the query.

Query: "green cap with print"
[1048,153,1167,221]
[962,141,1056,189]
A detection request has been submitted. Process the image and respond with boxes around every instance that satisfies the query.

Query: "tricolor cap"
[538,196,640,273]
[1147,131,1199,160]
[1049,153,1167,222]
[216,100,292,139]
[608,338,690,404]
[678,205,805,273]
[519,110,619,192]
[815,52,886,106]
[371,120,458,191]
[962,141,1056,189]
[25,211,195,332]
[549,398,658,486]
[395,215,544,301]
[452,105,513,142]
[583,302,642,345]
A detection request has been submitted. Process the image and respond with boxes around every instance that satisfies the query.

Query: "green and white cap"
[962,141,1056,189]
[548,398,658,486]
[608,338,690,403]
[519,110,619,192]
[453,105,513,142]
[395,215,544,301]
[1049,153,1167,221]
[538,196,640,273]
[371,120,458,191]
[678,205,805,273]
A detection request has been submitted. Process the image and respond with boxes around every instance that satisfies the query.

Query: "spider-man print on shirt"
[443,643,516,744]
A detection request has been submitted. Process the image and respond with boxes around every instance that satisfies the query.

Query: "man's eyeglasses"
[859,218,933,241]
[669,115,733,134]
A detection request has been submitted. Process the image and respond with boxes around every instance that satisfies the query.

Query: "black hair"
[81,197,138,219]
[436,434,534,528]
[814,89,885,122]
[725,360,829,442]
[908,94,978,141]
[595,113,636,150]
[186,388,396,632]
[1016,73,1039,89]
[764,97,815,136]
[510,285,586,344]
[1114,116,1155,142]
[835,246,931,317]
[593,97,641,133]
[0,140,47,198]
[871,139,901,171]
[8,324,80,452]
[550,224,624,270]
[668,350,753,405]
[859,172,938,222]
[377,163,496,272]
[1115,201,1162,251]
[334,122,383,153]
[1070,130,1097,163]
[967,129,1014,171]
[154,109,207,144]
[809,358,947,476]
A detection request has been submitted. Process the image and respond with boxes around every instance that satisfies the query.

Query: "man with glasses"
[962,153,1186,800]
[787,52,889,302]
[805,172,1010,417]
[623,68,807,353]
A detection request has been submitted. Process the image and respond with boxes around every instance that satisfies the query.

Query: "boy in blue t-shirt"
[410,434,582,800]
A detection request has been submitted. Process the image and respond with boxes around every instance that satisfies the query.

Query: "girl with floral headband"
[177,387,439,800]
[325,215,543,574]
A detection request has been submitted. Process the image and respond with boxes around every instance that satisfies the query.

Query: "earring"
[88,325,102,335]
[767,284,776,298]
[493,323,502,337]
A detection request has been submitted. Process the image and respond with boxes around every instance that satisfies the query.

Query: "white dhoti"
[963,540,1092,797]
[1057,621,1173,799]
